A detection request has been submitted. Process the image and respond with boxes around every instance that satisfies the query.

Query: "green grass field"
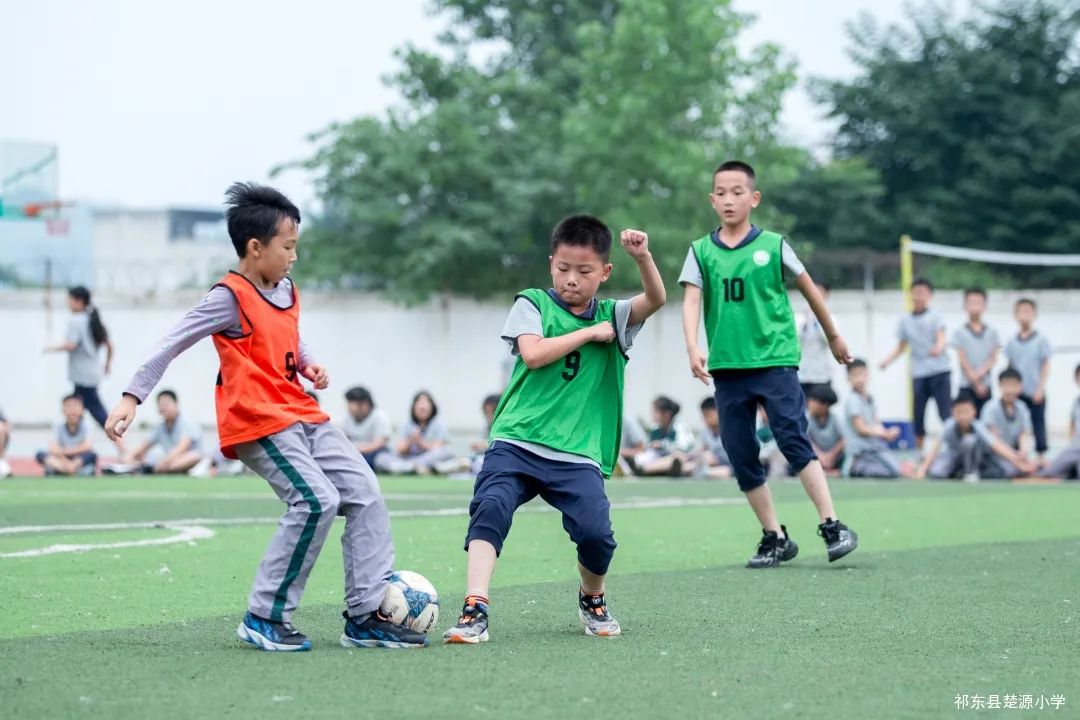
[1,475,1077,719]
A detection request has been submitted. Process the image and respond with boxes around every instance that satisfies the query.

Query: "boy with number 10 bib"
[681,161,859,568]
[443,216,665,643]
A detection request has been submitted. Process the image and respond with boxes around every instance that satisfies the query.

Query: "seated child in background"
[841,360,904,479]
[806,385,845,476]
[756,407,788,479]
[342,386,393,468]
[0,406,10,478]
[979,368,1035,477]
[112,390,204,475]
[1040,363,1080,480]
[916,395,1035,480]
[35,394,98,476]
[633,396,697,477]
[696,397,732,479]
[617,412,647,476]
[468,394,502,475]
[377,390,457,475]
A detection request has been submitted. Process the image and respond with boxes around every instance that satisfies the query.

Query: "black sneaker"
[340,610,428,649]
[818,518,858,562]
[578,589,621,637]
[443,595,490,644]
[746,526,799,568]
[237,612,311,652]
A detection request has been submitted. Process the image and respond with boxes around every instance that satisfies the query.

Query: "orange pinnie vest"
[212,272,328,457]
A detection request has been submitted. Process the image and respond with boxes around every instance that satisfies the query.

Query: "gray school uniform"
[798,313,833,386]
[236,421,392,623]
[66,313,102,387]
[979,398,1031,449]
[1004,332,1052,397]
[842,391,901,478]
[56,418,91,449]
[1041,397,1080,479]
[807,411,842,452]
[376,418,456,472]
[898,310,950,378]
[342,409,393,445]
[699,427,731,466]
[144,414,203,466]
[929,419,996,478]
[951,323,1001,389]
[622,413,647,450]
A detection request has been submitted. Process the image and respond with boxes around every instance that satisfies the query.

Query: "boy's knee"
[736,472,767,492]
[465,494,515,553]
[576,527,616,576]
[310,486,341,517]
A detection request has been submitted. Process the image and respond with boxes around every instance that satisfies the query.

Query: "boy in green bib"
[681,161,859,568]
[444,216,666,643]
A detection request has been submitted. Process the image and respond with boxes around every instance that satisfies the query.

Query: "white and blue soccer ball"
[380,570,439,633]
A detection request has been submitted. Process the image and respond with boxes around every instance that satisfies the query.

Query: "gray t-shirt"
[951,323,1001,389]
[842,392,878,456]
[124,279,314,402]
[342,408,393,446]
[940,418,995,451]
[496,290,645,468]
[149,414,202,452]
[55,418,91,449]
[898,310,950,378]
[979,398,1032,449]
[678,234,806,289]
[1004,331,1052,397]
[1071,397,1080,446]
[622,413,647,449]
[66,313,103,387]
[398,418,449,457]
[807,411,843,451]
[699,427,730,465]
[797,312,835,385]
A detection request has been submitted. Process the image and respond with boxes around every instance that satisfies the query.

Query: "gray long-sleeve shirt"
[123,279,314,403]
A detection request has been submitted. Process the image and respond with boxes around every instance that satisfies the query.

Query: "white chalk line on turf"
[0,496,743,558]
[0,490,468,502]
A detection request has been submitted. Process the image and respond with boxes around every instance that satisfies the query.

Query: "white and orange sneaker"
[578,589,621,637]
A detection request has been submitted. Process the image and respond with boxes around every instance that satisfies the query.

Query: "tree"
[812,0,1080,285]
[288,0,798,301]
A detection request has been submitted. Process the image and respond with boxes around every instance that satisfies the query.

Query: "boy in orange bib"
[106,183,426,651]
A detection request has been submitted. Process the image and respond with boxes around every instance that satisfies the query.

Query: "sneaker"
[818,518,858,562]
[103,462,140,476]
[0,458,11,478]
[443,595,490,644]
[341,610,428,649]
[578,589,621,637]
[236,612,311,652]
[434,457,470,475]
[746,526,799,568]
[188,455,213,478]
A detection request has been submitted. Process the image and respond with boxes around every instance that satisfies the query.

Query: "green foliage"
[289,0,799,300]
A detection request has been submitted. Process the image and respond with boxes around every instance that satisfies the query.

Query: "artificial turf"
[1,476,1077,719]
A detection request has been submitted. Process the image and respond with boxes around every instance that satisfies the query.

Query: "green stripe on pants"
[258,436,323,622]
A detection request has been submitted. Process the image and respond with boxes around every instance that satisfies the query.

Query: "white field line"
[0,496,744,558]
[0,490,468,502]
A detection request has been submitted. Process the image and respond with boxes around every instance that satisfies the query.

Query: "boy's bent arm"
[516,326,610,370]
[625,248,666,326]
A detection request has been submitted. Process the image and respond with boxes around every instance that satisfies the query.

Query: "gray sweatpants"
[928,435,983,479]
[1040,446,1080,479]
[235,421,394,624]
[848,447,902,479]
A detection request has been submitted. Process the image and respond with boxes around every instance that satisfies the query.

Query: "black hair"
[848,358,868,372]
[807,386,839,406]
[62,393,82,404]
[68,286,108,347]
[911,277,934,292]
[713,160,756,187]
[700,396,717,411]
[482,394,501,409]
[653,395,681,417]
[551,215,612,261]
[156,389,178,403]
[953,394,976,408]
[345,386,374,406]
[410,390,438,425]
[224,182,301,258]
[305,390,319,405]
[963,286,987,300]
[1016,297,1037,311]
[998,367,1022,383]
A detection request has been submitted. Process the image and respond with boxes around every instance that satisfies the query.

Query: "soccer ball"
[380,570,440,633]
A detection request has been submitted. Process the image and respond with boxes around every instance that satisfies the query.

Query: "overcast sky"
[1,0,970,210]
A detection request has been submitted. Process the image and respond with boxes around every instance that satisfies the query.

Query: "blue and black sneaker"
[236,612,312,652]
[340,610,428,649]
[818,518,858,562]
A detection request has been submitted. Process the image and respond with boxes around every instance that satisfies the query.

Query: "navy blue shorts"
[912,371,952,438]
[465,441,617,576]
[711,366,818,492]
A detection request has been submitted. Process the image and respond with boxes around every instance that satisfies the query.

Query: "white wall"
[3,288,1079,441]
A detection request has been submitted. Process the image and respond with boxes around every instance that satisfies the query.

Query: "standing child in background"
[952,287,1000,416]
[342,386,393,469]
[841,360,904,478]
[44,286,123,452]
[681,160,857,569]
[880,278,951,449]
[0,407,11,478]
[1040,364,1080,480]
[35,394,98,476]
[805,386,845,476]
[696,397,732,479]
[377,391,457,475]
[1004,298,1052,462]
[979,368,1034,477]
[916,396,1034,480]
[105,182,426,651]
[632,396,697,477]
[443,218,665,644]
[797,282,836,397]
